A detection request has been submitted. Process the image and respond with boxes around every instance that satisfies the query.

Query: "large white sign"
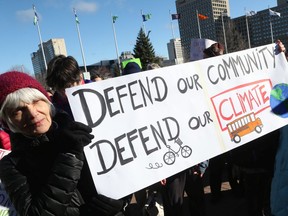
[66,44,288,199]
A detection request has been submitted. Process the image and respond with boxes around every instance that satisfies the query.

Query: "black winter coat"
[0,113,97,216]
[230,129,280,172]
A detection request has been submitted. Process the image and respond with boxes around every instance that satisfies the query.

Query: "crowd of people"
[0,40,287,216]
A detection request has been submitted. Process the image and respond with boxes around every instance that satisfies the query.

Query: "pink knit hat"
[0,71,50,108]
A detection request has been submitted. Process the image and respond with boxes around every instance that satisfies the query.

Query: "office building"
[167,38,184,64]
[176,0,230,61]
[277,0,287,5]
[233,2,288,49]
[31,38,67,84]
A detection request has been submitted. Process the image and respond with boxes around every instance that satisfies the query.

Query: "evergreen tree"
[133,28,157,70]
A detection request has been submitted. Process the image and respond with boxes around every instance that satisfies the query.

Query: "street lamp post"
[221,12,228,54]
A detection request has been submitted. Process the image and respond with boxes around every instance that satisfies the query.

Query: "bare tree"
[218,20,248,54]
[35,71,48,88]
[9,65,32,75]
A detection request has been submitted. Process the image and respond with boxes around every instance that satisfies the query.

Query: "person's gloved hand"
[276,39,285,53]
[80,194,124,216]
[56,121,94,159]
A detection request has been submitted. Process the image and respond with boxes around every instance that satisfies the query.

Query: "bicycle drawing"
[163,137,192,165]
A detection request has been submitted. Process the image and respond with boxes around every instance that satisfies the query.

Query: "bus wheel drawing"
[163,151,176,165]
[255,126,262,133]
[181,146,192,158]
[233,135,241,143]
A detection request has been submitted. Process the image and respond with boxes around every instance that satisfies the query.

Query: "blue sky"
[0,0,277,74]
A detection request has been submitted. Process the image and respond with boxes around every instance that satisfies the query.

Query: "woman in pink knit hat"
[0,71,125,216]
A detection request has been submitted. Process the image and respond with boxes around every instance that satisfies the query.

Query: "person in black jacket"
[203,43,241,203]
[231,130,280,216]
[0,71,124,216]
[46,55,83,118]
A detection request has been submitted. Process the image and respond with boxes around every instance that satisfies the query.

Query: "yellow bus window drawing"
[226,112,263,143]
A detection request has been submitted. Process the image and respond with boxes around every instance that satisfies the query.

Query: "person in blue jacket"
[270,39,288,216]
[270,125,288,216]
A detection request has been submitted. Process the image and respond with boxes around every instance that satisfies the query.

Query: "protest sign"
[66,43,288,199]
[190,38,217,61]
[0,149,18,216]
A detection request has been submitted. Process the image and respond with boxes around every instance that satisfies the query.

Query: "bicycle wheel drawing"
[181,146,192,158]
[163,151,176,165]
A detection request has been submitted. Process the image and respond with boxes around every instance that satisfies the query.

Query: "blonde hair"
[0,88,54,133]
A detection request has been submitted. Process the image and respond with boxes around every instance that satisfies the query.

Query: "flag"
[246,10,257,16]
[33,6,38,25]
[198,13,208,20]
[269,9,281,17]
[112,15,118,23]
[171,13,181,20]
[142,13,152,22]
[73,8,80,24]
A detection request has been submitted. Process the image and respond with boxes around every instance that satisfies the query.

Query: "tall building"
[176,0,230,61]
[277,0,288,5]
[167,38,184,64]
[31,38,67,81]
[233,2,288,49]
